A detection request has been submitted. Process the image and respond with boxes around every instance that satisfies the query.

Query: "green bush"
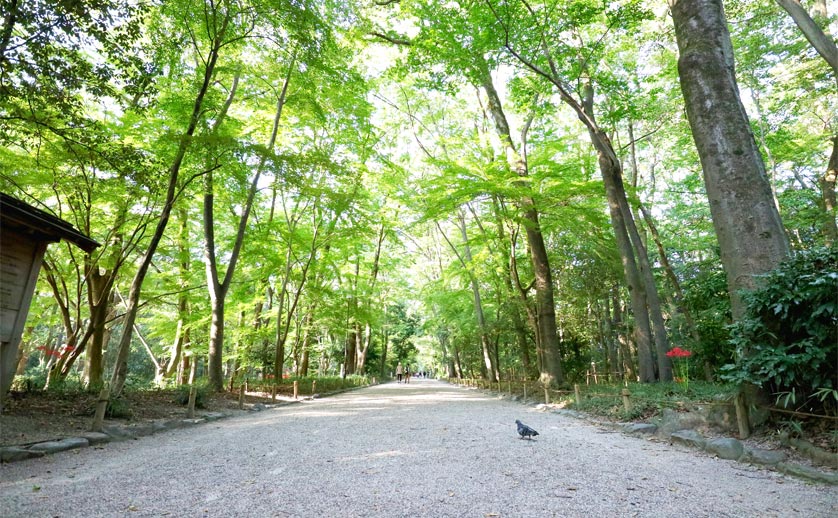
[105,397,133,419]
[722,247,838,415]
[176,381,210,409]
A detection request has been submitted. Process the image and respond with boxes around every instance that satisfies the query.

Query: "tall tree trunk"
[379,316,389,379]
[775,0,838,88]
[509,228,542,375]
[594,141,656,382]
[299,311,313,377]
[820,137,838,244]
[356,223,386,374]
[476,58,563,386]
[612,287,635,381]
[455,211,497,381]
[205,58,293,391]
[164,208,191,381]
[637,203,705,348]
[110,11,231,396]
[671,0,790,319]
[626,121,673,381]
[344,257,359,376]
[203,75,239,391]
[603,297,619,378]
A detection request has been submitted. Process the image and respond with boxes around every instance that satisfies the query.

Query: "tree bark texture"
[671,0,790,319]
[821,137,838,244]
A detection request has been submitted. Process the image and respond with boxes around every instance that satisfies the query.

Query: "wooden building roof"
[0,192,100,252]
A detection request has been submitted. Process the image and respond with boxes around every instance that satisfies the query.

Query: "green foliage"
[105,397,134,419]
[722,247,838,415]
[678,265,733,375]
[176,381,211,410]
[568,381,737,421]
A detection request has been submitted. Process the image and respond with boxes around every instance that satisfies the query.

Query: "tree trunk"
[477,58,563,386]
[509,228,542,375]
[110,11,231,396]
[205,57,292,391]
[820,137,838,244]
[203,75,239,392]
[455,211,497,381]
[356,223,386,374]
[775,0,838,87]
[671,0,790,319]
[637,203,705,350]
[626,121,672,381]
[596,147,656,382]
[85,282,109,387]
[299,311,313,377]
[164,208,191,381]
[379,324,389,379]
[612,287,635,381]
[344,257,359,376]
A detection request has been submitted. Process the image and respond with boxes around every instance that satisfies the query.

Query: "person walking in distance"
[396,362,403,383]
[405,364,411,384]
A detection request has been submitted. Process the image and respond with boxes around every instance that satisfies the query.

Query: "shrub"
[176,381,210,409]
[722,247,838,415]
[105,397,133,419]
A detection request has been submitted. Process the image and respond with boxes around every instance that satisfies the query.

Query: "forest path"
[0,379,835,517]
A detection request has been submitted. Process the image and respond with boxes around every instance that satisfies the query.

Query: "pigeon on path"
[515,419,539,440]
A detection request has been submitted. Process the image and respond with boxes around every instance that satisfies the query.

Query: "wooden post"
[271,383,277,401]
[574,383,582,405]
[312,379,317,396]
[543,384,550,405]
[238,383,245,409]
[523,381,527,400]
[293,380,299,400]
[621,388,632,413]
[187,385,197,418]
[508,378,512,395]
[90,384,110,432]
[735,391,751,439]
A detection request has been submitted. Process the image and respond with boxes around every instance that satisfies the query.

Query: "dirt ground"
[0,387,283,447]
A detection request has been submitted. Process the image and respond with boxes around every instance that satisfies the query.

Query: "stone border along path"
[0,379,835,518]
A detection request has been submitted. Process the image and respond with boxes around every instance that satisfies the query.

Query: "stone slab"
[744,447,787,466]
[705,437,744,460]
[1,446,46,462]
[624,423,658,435]
[669,429,706,449]
[78,432,111,445]
[28,437,89,454]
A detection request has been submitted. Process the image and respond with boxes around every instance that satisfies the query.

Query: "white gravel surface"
[1,379,835,517]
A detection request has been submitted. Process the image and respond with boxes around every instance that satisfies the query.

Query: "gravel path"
[1,379,835,517]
